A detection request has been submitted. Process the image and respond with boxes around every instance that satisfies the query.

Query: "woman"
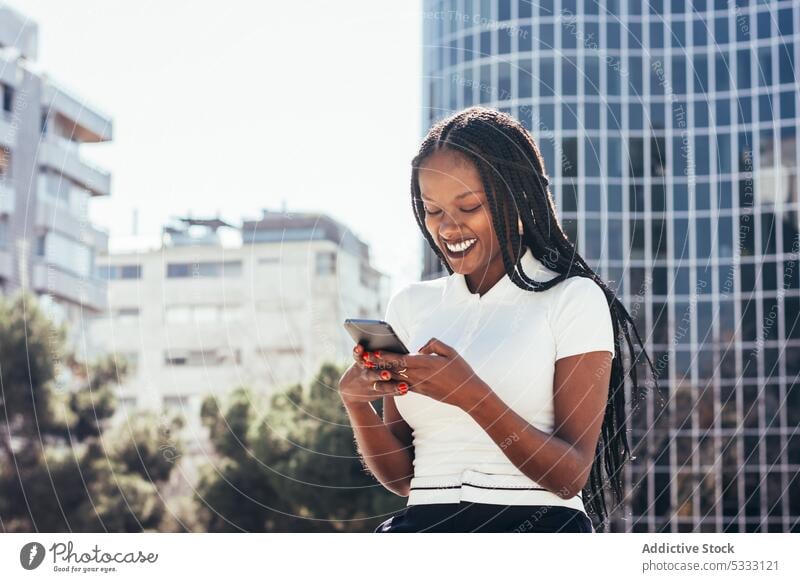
[338,107,657,533]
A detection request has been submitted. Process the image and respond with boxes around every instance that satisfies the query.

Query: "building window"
[164,348,240,366]
[561,138,578,178]
[121,265,141,279]
[0,146,10,178]
[97,264,142,280]
[315,251,336,276]
[0,217,7,249]
[1,84,13,114]
[164,353,187,366]
[166,260,242,278]
[629,137,645,177]
[112,307,140,324]
[42,231,92,277]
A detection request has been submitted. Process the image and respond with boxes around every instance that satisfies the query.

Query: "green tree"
[0,293,182,532]
[195,363,406,532]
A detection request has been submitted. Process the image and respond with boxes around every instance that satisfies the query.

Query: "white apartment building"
[90,213,387,431]
[0,4,112,347]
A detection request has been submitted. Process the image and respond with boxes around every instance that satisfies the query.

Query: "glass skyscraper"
[421,0,799,532]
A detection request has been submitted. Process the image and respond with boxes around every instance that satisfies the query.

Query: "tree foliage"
[0,293,181,532]
[195,363,406,532]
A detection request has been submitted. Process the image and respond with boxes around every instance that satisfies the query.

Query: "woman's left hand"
[363,337,489,410]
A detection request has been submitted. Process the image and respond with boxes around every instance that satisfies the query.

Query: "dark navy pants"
[374,502,594,533]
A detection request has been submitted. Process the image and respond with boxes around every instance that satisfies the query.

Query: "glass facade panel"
[421,0,800,533]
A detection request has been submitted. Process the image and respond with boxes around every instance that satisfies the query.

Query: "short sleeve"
[550,277,615,361]
[383,285,412,350]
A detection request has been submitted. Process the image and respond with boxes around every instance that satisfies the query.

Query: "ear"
[418,337,455,357]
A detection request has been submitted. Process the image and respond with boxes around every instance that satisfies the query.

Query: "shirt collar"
[442,247,552,306]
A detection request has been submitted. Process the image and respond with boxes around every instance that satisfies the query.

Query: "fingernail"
[366,361,375,369]
[354,344,363,354]
[380,370,391,380]
[398,382,408,390]
[374,350,382,359]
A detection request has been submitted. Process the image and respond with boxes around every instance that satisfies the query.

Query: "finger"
[397,380,410,395]
[362,350,377,366]
[377,368,414,385]
[353,344,373,368]
[354,345,384,369]
[418,337,455,357]
[359,355,380,370]
[361,368,409,393]
[361,368,393,382]
[369,350,406,370]
[369,377,407,396]
[378,379,410,396]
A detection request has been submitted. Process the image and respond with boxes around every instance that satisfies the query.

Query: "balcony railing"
[32,262,108,312]
[41,82,113,143]
[0,179,14,214]
[38,134,111,197]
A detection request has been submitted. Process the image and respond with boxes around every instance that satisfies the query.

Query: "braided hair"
[410,106,658,532]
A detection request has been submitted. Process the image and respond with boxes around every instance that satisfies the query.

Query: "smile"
[445,238,476,252]
[443,237,478,258]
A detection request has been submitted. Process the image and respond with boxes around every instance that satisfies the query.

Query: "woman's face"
[418,149,516,284]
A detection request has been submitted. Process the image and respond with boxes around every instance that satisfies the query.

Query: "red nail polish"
[380,370,391,380]
[398,382,408,390]
[366,361,375,369]
[374,350,382,359]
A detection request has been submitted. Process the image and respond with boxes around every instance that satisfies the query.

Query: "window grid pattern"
[422,0,800,533]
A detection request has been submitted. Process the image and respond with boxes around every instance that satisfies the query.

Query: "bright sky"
[7,0,425,293]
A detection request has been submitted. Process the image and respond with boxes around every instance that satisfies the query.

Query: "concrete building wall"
[90,219,387,436]
[0,3,112,354]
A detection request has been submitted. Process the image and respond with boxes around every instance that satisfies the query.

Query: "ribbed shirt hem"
[407,470,586,514]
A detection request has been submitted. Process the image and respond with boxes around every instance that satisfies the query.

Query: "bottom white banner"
[1,533,797,581]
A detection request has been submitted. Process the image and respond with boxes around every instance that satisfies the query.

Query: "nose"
[438,210,465,240]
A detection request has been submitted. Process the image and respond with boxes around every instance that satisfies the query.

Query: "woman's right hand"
[338,344,409,405]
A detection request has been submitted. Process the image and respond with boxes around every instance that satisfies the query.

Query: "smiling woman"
[338,106,659,533]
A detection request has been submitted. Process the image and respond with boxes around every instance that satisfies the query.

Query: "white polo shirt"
[383,247,615,514]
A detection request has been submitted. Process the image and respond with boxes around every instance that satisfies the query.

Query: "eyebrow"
[420,190,482,202]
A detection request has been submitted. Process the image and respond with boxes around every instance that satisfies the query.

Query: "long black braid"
[410,106,659,532]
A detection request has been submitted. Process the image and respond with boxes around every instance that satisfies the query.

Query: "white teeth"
[445,238,476,252]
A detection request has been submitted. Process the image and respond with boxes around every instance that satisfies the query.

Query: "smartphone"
[343,318,410,354]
